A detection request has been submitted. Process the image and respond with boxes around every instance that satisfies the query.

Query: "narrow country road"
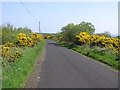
[37,40,118,88]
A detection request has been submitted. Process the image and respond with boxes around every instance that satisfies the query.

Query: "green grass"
[59,42,119,70]
[88,51,118,69]
[73,46,119,70]
[2,40,46,88]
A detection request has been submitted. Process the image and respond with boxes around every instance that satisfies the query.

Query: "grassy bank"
[2,40,46,88]
[58,42,119,70]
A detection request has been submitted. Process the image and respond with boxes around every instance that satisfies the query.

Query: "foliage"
[43,34,53,39]
[17,33,28,46]
[17,33,43,47]
[76,32,90,45]
[57,30,119,70]
[1,24,45,88]
[72,45,119,70]
[76,32,120,55]
[60,21,95,43]
[31,33,43,44]
[2,46,22,63]
[61,23,76,43]
[1,24,44,65]
[2,24,32,44]
[77,21,95,34]
[2,40,46,88]
[103,31,111,37]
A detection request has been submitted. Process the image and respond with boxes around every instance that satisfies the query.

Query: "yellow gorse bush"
[17,33,43,47]
[27,37,34,47]
[31,33,43,44]
[1,44,22,62]
[76,32,90,44]
[46,35,53,39]
[4,42,14,47]
[2,46,10,57]
[2,32,43,63]
[76,32,120,55]
[17,33,28,46]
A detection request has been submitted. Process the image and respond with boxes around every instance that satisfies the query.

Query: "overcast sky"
[1,1,118,36]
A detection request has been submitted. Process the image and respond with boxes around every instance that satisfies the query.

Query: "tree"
[60,21,95,43]
[78,21,95,34]
[103,31,111,37]
[61,23,76,43]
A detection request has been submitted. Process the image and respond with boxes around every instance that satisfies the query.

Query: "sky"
[1,1,118,36]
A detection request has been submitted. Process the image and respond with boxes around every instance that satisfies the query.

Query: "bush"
[76,32,120,55]
[1,45,22,63]
[2,24,32,44]
[2,40,46,88]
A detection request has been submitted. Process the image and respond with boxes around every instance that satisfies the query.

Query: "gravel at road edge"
[24,47,46,88]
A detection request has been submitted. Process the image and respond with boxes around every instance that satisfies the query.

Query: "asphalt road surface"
[37,40,118,88]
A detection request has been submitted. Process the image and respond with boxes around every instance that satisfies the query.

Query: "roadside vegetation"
[1,24,45,88]
[47,21,120,70]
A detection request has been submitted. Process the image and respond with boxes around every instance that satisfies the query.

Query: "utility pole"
[39,21,40,33]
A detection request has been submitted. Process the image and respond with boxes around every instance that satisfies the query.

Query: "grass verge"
[2,40,46,88]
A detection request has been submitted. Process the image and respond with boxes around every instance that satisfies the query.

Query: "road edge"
[66,47,118,73]
[24,44,46,88]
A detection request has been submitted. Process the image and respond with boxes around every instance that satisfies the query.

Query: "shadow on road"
[47,42,61,47]
[46,39,61,47]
